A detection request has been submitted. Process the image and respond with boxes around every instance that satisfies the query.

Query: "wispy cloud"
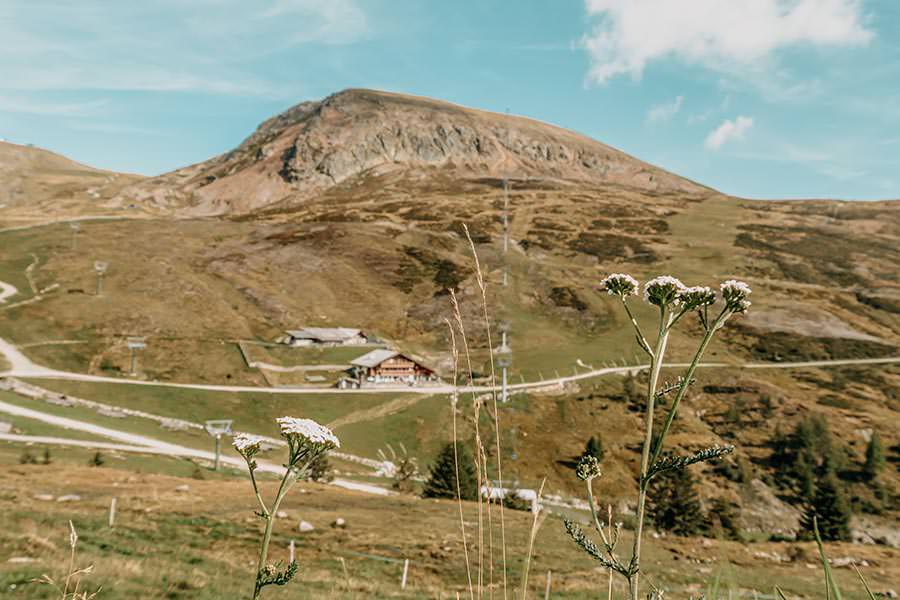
[582,0,873,85]
[0,95,108,117]
[646,95,684,124]
[0,0,368,99]
[705,116,754,150]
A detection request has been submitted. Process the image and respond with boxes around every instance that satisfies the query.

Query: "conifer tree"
[581,435,604,462]
[800,468,851,541]
[647,461,706,536]
[709,497,743,541]
[422,443,477,500]
[863,432,885,482]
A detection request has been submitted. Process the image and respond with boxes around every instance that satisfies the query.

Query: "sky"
[1,0,898,200]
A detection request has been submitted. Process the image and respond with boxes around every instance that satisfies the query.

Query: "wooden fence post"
[108,497,116,528]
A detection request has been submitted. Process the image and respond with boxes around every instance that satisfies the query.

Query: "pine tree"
[800,468,851,542]
[709,497,743,541]
[863,432,885,482]
[422,443,477,500]
[581,435,604,462]
[647,462,706,536]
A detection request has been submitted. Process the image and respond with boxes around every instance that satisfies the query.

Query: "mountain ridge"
[117,88,712,215]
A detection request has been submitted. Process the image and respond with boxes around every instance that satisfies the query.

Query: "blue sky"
[1,0,897,200]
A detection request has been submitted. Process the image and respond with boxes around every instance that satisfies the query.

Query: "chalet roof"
[286,327,363,342]
[351,349,400,368]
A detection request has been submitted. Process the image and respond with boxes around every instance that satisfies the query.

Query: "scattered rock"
[331,517,346,529]
[7,557,35,564]
[878,590,897,599]
[0,421,11,434]
[56,494,81,502]
[175,484,191,493]
[832,557,869,568]
[33,494,54,501]
[96,408,126,418]
[275,510,289,519]
[47,396,75,407]
[160,419,190,431]
[298,520,315,533]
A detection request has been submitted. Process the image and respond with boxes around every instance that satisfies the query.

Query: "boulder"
[298,520,315,533]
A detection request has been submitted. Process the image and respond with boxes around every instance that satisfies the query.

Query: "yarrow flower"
[276,417,340,449]
[720,280,752,313]
[599,273,639,297]
[677,286,716,310]
[576,455,602,481]
[643,276,686,307]
[233,433,263,458]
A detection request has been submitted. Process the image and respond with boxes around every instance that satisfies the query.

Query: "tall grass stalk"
[445,317,475,600]
[450,290,487,596]
[464,224,509,600]
[518,479,547,600]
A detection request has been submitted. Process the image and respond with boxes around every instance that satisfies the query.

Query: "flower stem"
[630,306,671,600]
[254,467,297,599]
[648,317,722,469]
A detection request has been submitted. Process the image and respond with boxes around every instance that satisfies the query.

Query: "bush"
[89,451,105,467]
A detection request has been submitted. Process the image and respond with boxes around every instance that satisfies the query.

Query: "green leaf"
[813,517,843,600]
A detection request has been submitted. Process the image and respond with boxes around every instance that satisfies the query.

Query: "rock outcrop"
[119,89,708,215]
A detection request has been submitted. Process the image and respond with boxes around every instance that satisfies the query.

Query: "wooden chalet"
[349,349,436,385]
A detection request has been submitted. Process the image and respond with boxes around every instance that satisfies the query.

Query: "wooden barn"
[349,349,436,385]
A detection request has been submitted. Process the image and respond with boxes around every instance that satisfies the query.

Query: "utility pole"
[502,179,510,287]
[126,337,145,375]
[497,322,512,403]
[94,261,108,297]
[204,420,233,471]
[69,222,80,251]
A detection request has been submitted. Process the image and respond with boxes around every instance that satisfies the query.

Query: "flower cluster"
[677,286,716,310]
[600,273,639,297]
[277,417,340,448]
[643,276,686,307]
[720,280,752,313]
[576,455,602,481]
[233,433,264,459]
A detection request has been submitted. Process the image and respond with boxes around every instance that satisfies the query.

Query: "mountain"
[0,141,142,226]
[119,88,708,215]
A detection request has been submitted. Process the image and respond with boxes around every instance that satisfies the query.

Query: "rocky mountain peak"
[120,88,708,215]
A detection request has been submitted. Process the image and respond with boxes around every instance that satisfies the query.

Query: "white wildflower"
[643,275,686,306]
[600,273,639,297]
[233,433,263,456]
[720,280,752,313]
[677,285,716,310]
[277,417,340,448]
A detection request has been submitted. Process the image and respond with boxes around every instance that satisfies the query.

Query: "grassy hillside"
[1,461,897,599]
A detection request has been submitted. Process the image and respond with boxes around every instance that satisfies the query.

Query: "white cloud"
[705,116,754,150]
[646,95,684,124]
[583,0,873,84]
